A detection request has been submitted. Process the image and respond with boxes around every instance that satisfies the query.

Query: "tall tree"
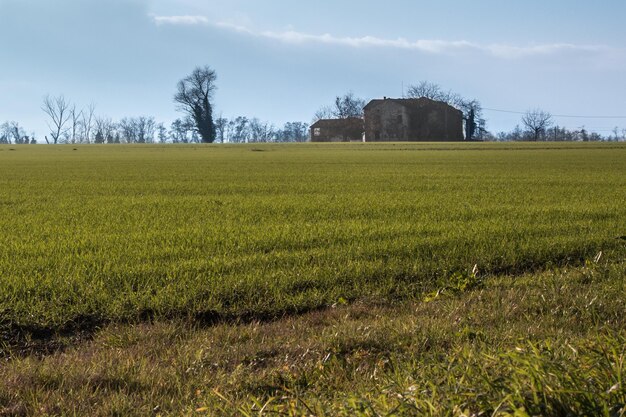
[521,109,553,141]
[42,95,72,144]
[174,66,217,143]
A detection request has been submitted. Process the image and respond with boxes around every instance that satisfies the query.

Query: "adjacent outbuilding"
[310,118,364,142]
[364,97,464,142]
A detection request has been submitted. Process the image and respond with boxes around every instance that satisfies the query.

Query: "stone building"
[364,97,464,142]
[310,118,364,142]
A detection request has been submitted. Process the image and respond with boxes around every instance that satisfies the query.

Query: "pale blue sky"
[1,0,626,138]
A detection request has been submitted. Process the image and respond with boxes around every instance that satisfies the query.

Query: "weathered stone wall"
[364,101,409,141]
[364,98,464,142]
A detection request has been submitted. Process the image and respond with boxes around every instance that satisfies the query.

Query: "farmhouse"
[364,97,464,142]
[310,117,364,142]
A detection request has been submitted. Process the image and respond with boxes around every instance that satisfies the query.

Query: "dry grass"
[1,255,624,416]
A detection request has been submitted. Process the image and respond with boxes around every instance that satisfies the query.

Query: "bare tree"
[313,91,366,122]
[94,116,116,144]
[1,121,14,144]
[0,122,10,144]
[405,81,468,110]
[42,95,72,144]
[248,118,275,143]
[69,105,82,144]
[118,118,137,143]
[276,122,309,142]
[174,66,217,143]
[0,121,27,144]
[12,122,26,144]
[157,123,168,144]
[312,105,334,123]
[230,116,250,143]
[522,109,553,141]
[572,129,593,142]
[170,118,195,143]
[214,115,228,143]
[135,116,156,143]
[80,103,96,143]
[406,81,452,102]
[333,91,366,119]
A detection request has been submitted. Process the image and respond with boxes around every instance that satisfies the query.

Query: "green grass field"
[1,142,625,415]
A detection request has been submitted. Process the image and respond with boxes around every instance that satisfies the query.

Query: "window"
[314,128,321,136]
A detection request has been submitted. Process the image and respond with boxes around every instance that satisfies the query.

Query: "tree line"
[0,113,309,145]
[1,66,624,144]
[1,66,307,145]
[494,109,626,142]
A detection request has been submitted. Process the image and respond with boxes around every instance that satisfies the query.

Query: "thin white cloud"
[486,43,612,59]
[215,22,477,53]
[153,15,209,25]
[164,18,615,59]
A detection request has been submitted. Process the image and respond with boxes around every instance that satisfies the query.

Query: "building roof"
[364,97,462,114]
[310,117,364,129]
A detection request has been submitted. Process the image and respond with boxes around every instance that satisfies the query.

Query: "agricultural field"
[0,142,625,416]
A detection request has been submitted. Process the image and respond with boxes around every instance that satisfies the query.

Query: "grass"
[0,143,624,334]
[0,142,625,415]
[1,258,624,416]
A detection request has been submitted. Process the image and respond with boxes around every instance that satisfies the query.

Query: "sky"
[1,0,626,139]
